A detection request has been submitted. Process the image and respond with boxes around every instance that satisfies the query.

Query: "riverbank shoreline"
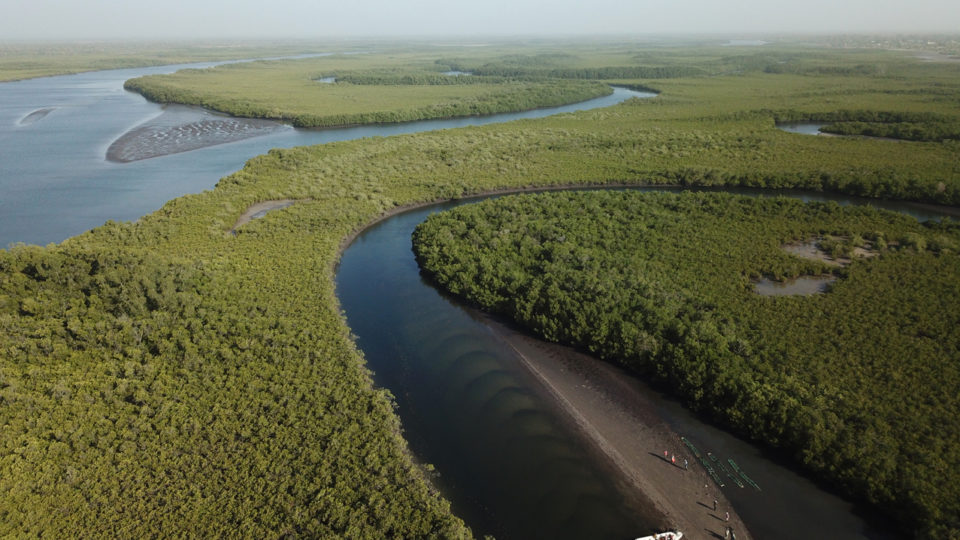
[479,313,753,540]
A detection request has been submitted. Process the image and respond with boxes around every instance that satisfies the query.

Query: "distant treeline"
[716,53,883,76]
[765,63,882,76]
[413,191,960,539]
[332,71,512,85]
[437,59,704,80]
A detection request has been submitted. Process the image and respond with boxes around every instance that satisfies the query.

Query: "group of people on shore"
[663,447,738,540]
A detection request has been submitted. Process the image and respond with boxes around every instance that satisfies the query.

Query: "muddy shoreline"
[479,313,753,539]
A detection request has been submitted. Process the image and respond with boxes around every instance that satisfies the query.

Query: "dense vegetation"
[820,121,960,142]
[436,56,706,79]
[412,191,960,538]
[123,53,612,128]
[0,241,469,537]
[3,40,960,537]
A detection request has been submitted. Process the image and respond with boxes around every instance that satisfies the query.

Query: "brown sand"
[482,315,752,540]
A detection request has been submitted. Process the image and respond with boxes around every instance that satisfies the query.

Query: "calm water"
[0,65,652,247]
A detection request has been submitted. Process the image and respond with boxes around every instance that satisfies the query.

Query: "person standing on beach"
[683,458,688,470]
[725,511,730,522]
[713,499,718,511]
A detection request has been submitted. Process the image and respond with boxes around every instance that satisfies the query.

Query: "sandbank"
[481,315,753,540]
[107,107,285,163]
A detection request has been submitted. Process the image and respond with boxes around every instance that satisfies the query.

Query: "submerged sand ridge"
[18,107,56,125]
[107,105,286,162]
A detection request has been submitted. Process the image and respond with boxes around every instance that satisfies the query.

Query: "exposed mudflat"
[107,106,286,162]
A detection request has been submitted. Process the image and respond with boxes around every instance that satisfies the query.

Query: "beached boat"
[635,531,683,540]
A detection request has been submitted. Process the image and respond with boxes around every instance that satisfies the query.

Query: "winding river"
[2,61,952,539]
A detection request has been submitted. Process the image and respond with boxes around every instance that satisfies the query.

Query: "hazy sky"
[2,0,959,40]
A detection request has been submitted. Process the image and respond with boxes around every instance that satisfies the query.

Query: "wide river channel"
[2,60,953,539]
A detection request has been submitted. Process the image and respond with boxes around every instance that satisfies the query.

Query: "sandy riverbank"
[481,315,752,540]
